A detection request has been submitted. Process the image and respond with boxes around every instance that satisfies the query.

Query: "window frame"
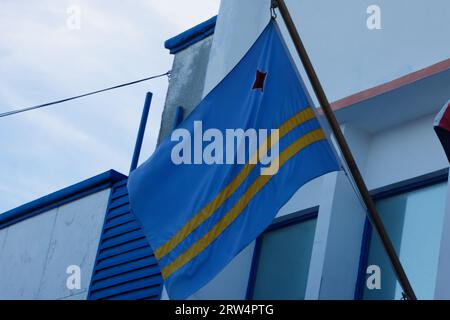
[245,206,319,300]
[354,168,449,300]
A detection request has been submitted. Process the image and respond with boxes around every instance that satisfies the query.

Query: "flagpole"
[130,92,153,173]
[272,0,417,300]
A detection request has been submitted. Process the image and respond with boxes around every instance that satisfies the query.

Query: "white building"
[1,0,449,300]
[161,0,450,300]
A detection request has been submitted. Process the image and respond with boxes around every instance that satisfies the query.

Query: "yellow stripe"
[155,107,316,260]
[161,128,326,278]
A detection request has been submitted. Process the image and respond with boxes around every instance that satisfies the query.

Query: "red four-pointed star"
[252,70,267,92]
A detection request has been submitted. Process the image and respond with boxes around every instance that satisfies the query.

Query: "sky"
[0,0,221,212]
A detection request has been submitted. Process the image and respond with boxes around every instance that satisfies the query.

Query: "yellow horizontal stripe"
[161,128,326,279]
[154,107,316,260]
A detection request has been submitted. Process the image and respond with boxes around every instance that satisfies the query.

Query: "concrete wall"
[0,189,110,300]
[158,35,214,143]
[204,0,450,103]
[189,108,449,299]
[177,0,450,300]
[364,114,448,190]
[156,0,450,300]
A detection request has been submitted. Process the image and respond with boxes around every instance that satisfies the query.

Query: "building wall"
[188,109,449,299]
[177,0,450,300]
[154,0,450,300]
[0,189,110,300]
[204,0,450,103]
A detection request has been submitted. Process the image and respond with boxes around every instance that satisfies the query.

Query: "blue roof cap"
[0,170,127,230]
[164,16,217,54]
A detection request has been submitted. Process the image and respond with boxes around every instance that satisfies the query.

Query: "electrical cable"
[0,71,171,118]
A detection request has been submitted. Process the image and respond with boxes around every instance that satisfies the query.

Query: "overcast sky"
[0,0,221,212]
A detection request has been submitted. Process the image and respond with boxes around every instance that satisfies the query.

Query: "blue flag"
[128,21,340,299]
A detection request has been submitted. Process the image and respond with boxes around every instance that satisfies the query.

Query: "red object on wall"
[434,100,450,162]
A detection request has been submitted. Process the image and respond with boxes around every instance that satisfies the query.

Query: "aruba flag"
[128,21,340,299]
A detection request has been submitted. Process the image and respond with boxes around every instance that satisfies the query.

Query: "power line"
[0,71,171,118]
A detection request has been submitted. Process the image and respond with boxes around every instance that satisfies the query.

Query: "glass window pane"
[363,182,447,300]
[252,217,317,300]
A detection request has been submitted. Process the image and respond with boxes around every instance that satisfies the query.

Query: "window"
[247,210,317,300]
[361,180,448,300]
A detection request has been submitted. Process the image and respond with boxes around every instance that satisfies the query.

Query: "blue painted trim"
[245,206,319,300]
[354,168,449,299]
[173,106,185,130]
[164,16,217,54]
[245,235,263,300]
[0,170,127,230]
[266,207,319,232]
[370,168,449,200]
[354,218,373,300]
[130,92,153,173]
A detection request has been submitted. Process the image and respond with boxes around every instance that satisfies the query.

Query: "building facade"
[0,171,164,300]
[160,0,450,300]
[1,0,449,300]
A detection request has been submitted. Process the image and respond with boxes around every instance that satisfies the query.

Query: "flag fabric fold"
[434,100,450,162]
[128,21,340,299]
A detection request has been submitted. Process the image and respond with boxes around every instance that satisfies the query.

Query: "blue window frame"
[246,207,318,300]
[355,169,449,300]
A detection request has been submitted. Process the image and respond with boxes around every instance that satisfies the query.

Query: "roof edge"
[0,170,127,230]
[164,16,217,54]
[331,58,450,111]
